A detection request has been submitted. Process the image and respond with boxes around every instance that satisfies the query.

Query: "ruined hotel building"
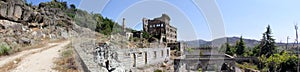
[143,14,177,43]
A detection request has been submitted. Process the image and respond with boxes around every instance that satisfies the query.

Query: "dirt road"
[0,40,70,72]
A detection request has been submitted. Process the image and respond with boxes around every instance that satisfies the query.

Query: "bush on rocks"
[0,43,11,55]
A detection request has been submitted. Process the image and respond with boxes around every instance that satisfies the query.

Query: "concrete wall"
[116,48,170,69]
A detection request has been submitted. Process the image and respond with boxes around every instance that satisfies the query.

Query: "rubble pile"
[94,43,125,72]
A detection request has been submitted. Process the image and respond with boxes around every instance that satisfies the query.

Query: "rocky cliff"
[0,0,96,51]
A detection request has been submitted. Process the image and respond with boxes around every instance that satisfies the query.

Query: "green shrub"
[0,43,11,55]
[154,69,163,72]
[66,12,75,19]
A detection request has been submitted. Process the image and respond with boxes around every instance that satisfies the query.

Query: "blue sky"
[27,0,300,43]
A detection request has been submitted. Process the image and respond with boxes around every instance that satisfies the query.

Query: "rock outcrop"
[0,0,97,50]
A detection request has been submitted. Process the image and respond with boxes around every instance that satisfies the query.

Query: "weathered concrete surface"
[115,47,170,69]
[72,37,171,72]
[174,47,236,72]
[73,38,106,72]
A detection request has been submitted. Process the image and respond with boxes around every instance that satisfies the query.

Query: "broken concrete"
[94,43,170,72]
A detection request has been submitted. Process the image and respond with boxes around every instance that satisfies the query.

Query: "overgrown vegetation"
[154,69,164,72]
[39,0,130,35]
[0,43,11,56]
[224,25,298,71]
[54,44,79,72]
[236,62,258,70]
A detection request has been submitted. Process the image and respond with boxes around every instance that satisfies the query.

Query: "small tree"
[260,25,277,57]
[236,36,246,56]
[70,4,76,9]
[225,43,234,56]
[142,31,150,39]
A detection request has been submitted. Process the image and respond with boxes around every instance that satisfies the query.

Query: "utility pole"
[287,36,290,50]
[295,24,299,72]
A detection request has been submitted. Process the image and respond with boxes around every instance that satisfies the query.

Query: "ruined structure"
[92,43,170,72]
[174,47,236,72]
[121,18,133,40]
[143,14,177,43]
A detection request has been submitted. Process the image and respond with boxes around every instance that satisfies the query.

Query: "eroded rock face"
[0,0,88,49]
[0,1,8,18]
[0,0,74,28]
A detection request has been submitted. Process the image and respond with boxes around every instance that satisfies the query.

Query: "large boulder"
[19,37,31,44]
[0,2,8,18]
[21,6,33,22]
[13,5,23,21]
[7,2,14,20]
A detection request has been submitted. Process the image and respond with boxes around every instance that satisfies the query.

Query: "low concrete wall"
[116,48,170,69]
[72,39,107,72]
[73,39,171,72]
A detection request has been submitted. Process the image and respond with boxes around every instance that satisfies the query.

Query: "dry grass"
[48,39,68,43]
[0,43,59,72]
[0,58,21,72]
[5,39,66,57]
[53,44,79,72]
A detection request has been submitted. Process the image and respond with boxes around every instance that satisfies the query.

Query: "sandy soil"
[0,40,70,72]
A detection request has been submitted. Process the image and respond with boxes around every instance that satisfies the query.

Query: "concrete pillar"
[122,18,126,32]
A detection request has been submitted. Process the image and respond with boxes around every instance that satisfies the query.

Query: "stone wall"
[116,48,170,69]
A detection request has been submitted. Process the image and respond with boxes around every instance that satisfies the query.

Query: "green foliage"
[186,48,194,53]
[62,49,73,57]
[37,0,128,36]
[99,18,115,35]
[70,4,76,9]
[225,42,235,56]
[154,69,163,72]
[259,51,297,71]
[260,25,277,57]
[243,48,252,57]
[198,68,202,72]
[50,1,67,9]
[0,43,11,55]
[236,36,246,56]
[66,12,75,19]
[252,45,260,56]
[142,31,151,39]
[236,62,258,70]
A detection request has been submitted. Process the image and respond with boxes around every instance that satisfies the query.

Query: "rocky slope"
[0,0,97,53]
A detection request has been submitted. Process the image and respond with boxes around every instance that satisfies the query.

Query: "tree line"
[224,25,298,71]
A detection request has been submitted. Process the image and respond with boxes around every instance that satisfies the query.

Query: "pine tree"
[260,25,277,57]
[236,36,246,56]
[225,42,233,56]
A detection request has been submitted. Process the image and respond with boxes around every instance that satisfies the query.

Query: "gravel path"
[3,41,70,72]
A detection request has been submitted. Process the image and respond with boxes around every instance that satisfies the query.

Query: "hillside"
[0,0,109,56]
[183,37,299,49]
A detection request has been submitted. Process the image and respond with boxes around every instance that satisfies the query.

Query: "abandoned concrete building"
[174,47,236,72]
[143,14,177,43]
[93,43,171,72]
[121,18,133,40]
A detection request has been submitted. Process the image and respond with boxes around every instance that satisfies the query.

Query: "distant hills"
[182,37,299,49]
